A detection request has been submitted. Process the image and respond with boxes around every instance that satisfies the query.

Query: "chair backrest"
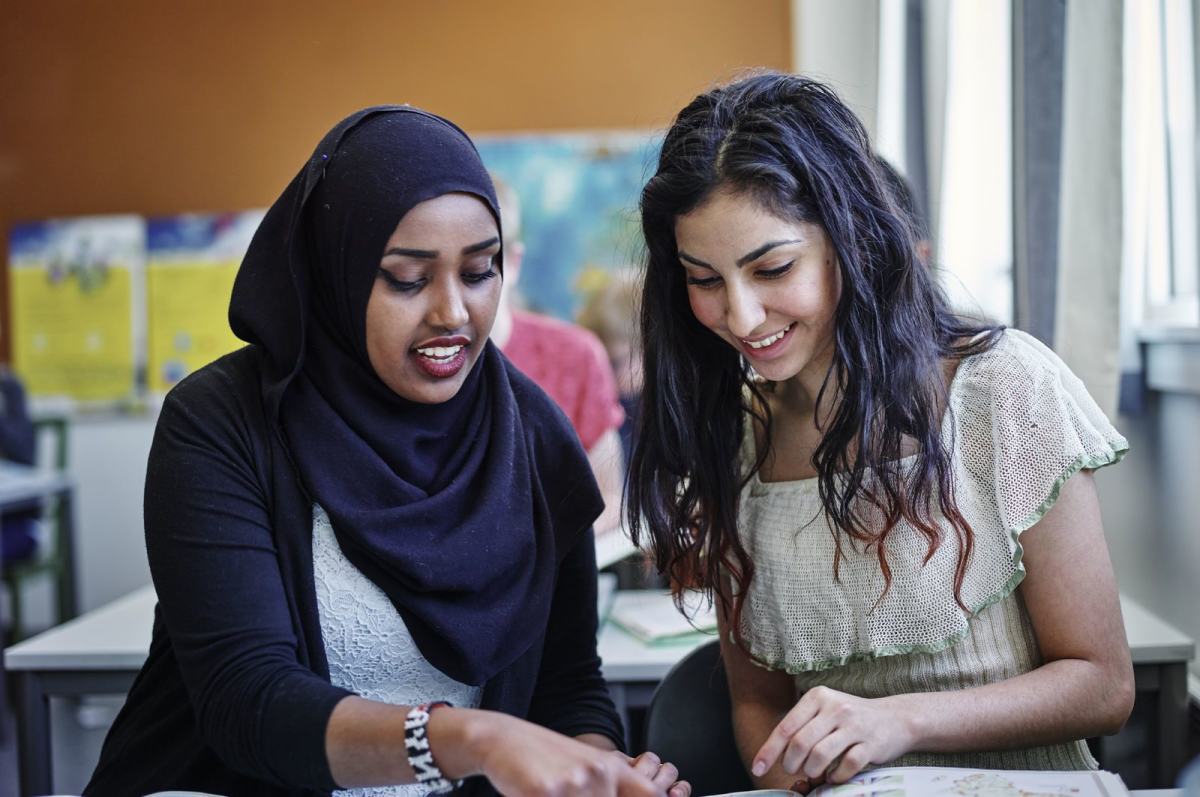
[643,639,754,795]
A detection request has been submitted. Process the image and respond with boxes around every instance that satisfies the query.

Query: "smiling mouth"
[410,336,471,378]
[414,344,465,362]
[741,323,795,350]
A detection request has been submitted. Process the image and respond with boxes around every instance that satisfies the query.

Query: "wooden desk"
[5,589,1194,797]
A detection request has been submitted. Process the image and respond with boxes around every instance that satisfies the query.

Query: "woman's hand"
[618,750,692,797]
[751,687,914,788]
[448,709,668,796]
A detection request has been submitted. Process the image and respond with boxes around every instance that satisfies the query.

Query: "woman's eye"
[463,264,498,285]
[378,269,423,293]
[686,275,722,289]
[757,261,794,279]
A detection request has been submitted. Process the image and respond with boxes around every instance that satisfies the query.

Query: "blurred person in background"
[490,176,626,534]
[577,268,644,467]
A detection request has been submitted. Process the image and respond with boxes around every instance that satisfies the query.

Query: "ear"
[916,239,932,267]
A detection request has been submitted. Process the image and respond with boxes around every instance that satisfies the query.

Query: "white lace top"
[313,504,483,797]
[735,329,1127,769]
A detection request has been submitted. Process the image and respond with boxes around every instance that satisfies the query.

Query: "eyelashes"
[462,268,499,285]
[377,265,498,294]
[685,261,795,289]
[685,274,722,289]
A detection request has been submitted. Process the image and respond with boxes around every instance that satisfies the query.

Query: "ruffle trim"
[743,440,1129,674]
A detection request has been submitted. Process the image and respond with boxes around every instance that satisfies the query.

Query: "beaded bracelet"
[404,701,457,794]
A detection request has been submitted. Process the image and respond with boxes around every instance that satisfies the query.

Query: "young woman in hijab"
[628,73,1133,791]
[86,107,688,797]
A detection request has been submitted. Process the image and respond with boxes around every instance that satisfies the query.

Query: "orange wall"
[0,1,791,353]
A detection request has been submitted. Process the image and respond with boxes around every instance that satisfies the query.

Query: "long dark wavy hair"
[627,72,1002,650]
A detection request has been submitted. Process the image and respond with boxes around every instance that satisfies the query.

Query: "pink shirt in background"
[501,310,624,451]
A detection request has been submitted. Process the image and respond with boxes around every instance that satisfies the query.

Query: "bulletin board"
[8,216,144,406]
[477,132,660,320]
[146,211,262,394]
[5,132,663,408]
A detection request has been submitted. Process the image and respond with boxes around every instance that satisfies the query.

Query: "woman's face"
[674,188,840,384]
[365,192,502,404]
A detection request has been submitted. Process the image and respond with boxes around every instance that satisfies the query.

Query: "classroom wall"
[0,0,792,355]
[0,1,791,613]
[1097,390,1200,685]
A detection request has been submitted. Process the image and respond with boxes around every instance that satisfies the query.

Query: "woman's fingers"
[614,762,668,797]
[649,760,679,790]
[779,710,837,775]
[801,729,853,780]
[826,743,871,784]
[628,751,687,796]
[752,693,822,775]
[668,780,692,797]
[629,751,662,780]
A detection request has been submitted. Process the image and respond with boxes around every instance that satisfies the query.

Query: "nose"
[724,280,766,339]
[427,277,469,331]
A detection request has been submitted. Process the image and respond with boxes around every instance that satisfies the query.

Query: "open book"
[608,590,717,645]
[710,766,1129,797]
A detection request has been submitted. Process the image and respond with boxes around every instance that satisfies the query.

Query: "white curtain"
[933,0,1013,325]
[1055,0,1124,419]
[792,0,881,139]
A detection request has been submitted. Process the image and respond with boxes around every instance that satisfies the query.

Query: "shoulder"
[949,328,1125,459]
[156,346,269,451]
[953,328,1074,403]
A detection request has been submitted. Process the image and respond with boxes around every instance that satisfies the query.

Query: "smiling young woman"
[629,72,1133,792]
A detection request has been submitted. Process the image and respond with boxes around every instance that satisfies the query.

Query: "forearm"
[326,698,503,788]
[893,656,1133,754]
[733,700,799,790]
[734,656,1131,787]
[327,699,659,795]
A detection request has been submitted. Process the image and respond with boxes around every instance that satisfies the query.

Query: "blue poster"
[477,132,660,320]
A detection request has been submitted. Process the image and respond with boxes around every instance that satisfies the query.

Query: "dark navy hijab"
[229,106,603,686]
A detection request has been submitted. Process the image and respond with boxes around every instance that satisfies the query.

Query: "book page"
[804,767,1128,797]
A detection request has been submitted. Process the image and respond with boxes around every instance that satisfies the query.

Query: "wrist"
[884,693,925,753]
[426,706,501,781]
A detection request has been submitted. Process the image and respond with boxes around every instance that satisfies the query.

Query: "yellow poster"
[146,212,262,394]
[9,216,143,405]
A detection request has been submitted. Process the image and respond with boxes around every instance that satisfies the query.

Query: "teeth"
[745,324,793,349]
[416,344,464,360]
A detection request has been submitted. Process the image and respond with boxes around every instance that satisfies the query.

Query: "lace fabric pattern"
[736,329,1128,672]
[313,504,483,797]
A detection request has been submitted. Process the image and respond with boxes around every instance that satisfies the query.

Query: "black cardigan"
[85,347,623,797]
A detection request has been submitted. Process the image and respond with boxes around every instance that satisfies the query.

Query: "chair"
[2,415,71,641]
[643,639,754,796]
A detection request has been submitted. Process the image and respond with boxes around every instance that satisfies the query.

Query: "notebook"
[708,766,1130,797]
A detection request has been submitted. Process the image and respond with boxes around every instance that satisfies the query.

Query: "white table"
[594,524,640,569]
[0,461,76,750]
[5,589,1194,797]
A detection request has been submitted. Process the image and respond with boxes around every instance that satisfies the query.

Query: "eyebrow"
[383,236,501,259]
[678,239,805,269]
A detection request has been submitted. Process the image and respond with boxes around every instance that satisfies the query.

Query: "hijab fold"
[229,107,603,685]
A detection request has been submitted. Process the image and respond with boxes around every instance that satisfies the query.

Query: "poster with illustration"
[145,211,263,394]
[477,132,660,320]
[8,215,145,406]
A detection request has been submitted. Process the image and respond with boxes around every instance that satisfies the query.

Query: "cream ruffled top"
[734,330,1127,769]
